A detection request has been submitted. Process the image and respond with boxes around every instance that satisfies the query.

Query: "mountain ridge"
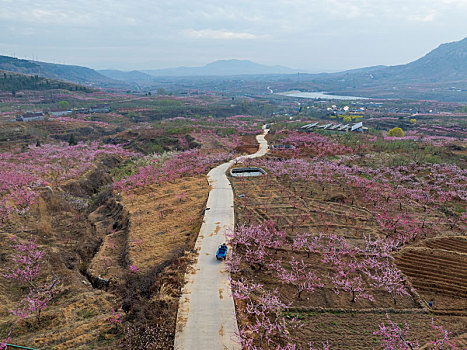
[288,37,467,101]
[0,37,466,101]
[142,59,298,77]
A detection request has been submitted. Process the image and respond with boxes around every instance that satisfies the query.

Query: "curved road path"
[174,126,269,350]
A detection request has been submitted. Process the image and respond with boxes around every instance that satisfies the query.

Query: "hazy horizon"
[1,0,466,73]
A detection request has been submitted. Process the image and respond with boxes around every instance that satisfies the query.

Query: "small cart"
[216,244,228,260]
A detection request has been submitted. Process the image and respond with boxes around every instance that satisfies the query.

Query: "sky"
[1,0,467,72]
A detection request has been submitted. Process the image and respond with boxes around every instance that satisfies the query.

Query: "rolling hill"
[291,37,467,101]
[0,56,126,88]
[0,69,89,92]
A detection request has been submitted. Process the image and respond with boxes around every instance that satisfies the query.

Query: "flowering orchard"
[226,222,436,349]
[0,142,135,226]
[228,129,464,348]
[1,235,60,345]
[228,214,461,348]
[114,148,232,192]
[245,157,467,239]
[374,315,458,350]
[231,278,301,350]
[54,115,110,127]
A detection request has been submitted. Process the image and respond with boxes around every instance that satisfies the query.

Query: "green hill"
[0,69,89,92]
[0,56,126,88]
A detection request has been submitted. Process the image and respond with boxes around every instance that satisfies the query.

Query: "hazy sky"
[1,0,466,72]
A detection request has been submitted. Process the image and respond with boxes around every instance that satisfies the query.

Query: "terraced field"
[232,175,379,239]
[395,247,467,312]
[425,236,467,254]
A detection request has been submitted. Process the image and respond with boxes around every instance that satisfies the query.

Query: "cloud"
[408,12,437,22]
[185,29,257,40]
[0,0,466,70]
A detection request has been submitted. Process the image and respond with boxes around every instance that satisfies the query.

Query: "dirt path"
[174,126,269,350]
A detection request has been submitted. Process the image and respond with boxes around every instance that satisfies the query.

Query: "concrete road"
[174,127,269,350]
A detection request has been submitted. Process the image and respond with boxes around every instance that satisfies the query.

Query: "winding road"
[174,126,269,350]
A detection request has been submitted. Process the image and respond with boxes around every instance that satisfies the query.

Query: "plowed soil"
[395,247,467,313]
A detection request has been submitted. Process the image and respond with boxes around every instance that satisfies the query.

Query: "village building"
[16,112,44,122]
[49,109,73,117]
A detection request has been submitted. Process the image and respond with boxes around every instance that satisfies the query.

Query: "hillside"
[143,59,297,77]
[33,61,120,87]
[0,69,89,92]
[0,56,127,88]
[391,37,467,81]
[290,37,467,101]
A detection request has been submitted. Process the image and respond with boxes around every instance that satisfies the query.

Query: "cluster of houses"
[300,121,368,133]
[13,104,111,122]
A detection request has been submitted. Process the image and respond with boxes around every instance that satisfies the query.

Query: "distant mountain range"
[140,59,297,77]
[0,37,466,101]
[97,69,156,84]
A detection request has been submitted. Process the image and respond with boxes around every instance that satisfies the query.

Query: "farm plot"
[395,247,467,313]
[288,312,467,350]
[231,174,380,239]
[229,155,466,349]
[425,236,467,254]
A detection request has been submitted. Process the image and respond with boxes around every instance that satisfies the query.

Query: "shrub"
[387,127,404,138]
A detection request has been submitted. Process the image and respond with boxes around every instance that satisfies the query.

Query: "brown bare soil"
[235,134,260,154]
[395,247,467,313]
[425,236,467,254]
[289,312,466,350]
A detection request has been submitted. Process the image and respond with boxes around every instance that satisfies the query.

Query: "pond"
[230,167,266,177]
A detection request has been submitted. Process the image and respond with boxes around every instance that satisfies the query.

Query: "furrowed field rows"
[396,250,467,298]
[426,237,467,254]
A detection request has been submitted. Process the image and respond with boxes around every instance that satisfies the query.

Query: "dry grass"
[15,291,118,349]
[121,175,210,272]
[0,234,121,350]
[88,229,127,281]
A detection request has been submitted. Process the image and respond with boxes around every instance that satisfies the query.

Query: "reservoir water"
[277,90,368,100]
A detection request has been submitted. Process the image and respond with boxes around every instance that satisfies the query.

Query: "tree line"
[0,71,89,94]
